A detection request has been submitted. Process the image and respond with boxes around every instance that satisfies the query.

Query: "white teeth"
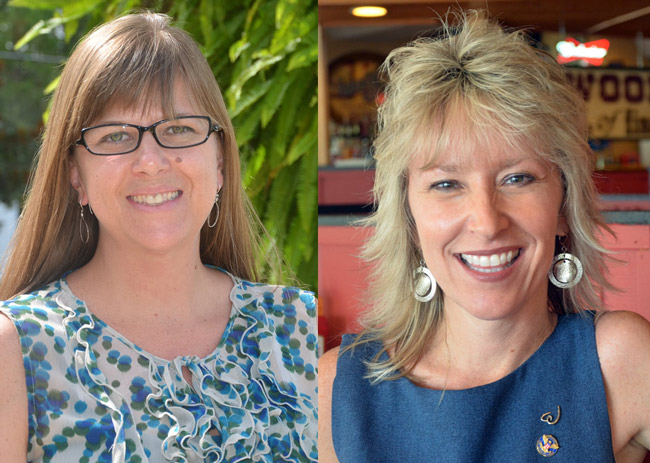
[131,190,180,206]
[460,249,520,272]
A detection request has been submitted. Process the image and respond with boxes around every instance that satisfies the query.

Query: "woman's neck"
[67,236,231,321]
[412,302,557,390]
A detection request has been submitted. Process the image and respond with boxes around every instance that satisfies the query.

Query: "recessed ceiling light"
[351,6,388,18]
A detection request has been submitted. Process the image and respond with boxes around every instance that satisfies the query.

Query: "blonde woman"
[0,12,317,462]
[320,11,650,463]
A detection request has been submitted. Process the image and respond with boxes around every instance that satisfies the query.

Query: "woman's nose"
[466,190,509,238]
[132,131,170,176]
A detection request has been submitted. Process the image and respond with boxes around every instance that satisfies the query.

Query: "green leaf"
[270,0,305,55]
[268,69,311,167]
[241,2,274,54]
[287,43,317,71]
[42,97,54,125]
[168,1,192,27]
[227,54,283,103]
[264,162,298,236]
[13,3,96,50]
[260,63,294,127]
[199,0,214,50]
[61,0,102,17]
[13,19,46,50]
[243,156,271,197]
[241,145,266,188]
[213,1,227,23]
[285,111,316,166]
[63,18,79,42]
[13,17,71,50]
[284,214,306,269]
[232,102,262,147]
[296,140,317,232]
[230,78,273,119]
[229,38,250,63]
[43,75,60,95]
[203,11,247,63]
[243,0,263,37]
[9,0,65,8]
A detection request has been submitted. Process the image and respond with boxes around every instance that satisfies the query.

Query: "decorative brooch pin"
[540,405,561,425]
[536,406,561,457]
[536,434,560,457]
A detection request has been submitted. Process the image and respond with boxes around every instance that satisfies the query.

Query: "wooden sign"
[566,68,650,139]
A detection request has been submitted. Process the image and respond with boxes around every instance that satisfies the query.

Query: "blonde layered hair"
[0,12,263,299]
[357,10,615,382]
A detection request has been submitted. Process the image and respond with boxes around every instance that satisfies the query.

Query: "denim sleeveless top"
[332,313,614,463]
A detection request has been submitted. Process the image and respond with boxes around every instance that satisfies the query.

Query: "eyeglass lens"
[82,117,211,155]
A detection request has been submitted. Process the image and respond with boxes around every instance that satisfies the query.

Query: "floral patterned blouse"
[0,271,318,462]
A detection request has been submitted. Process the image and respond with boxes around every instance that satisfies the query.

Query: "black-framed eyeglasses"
[75,115,223,156]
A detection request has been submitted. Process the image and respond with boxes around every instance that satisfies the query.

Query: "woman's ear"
[216,148,224,191]
[68,157,88,205]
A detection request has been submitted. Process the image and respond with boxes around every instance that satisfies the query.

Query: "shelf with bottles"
[328,117,376,168]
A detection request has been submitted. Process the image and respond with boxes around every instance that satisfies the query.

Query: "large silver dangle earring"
[79,203,90,244]
[548,237,583,289]
[414,260,437,302]
[207,190,220,228]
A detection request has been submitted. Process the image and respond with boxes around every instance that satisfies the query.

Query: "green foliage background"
[0,7,69,209]
[6,0,318,291]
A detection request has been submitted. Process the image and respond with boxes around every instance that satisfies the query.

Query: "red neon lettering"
[557,37,610,66]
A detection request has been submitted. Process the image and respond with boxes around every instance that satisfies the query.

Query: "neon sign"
[556,37,610,66]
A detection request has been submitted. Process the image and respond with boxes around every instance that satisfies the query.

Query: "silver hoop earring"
[207,190,220,228]
[548,238,583,289]
[79,203,90,244]
[88,203,94,215]
[414,260,436,302]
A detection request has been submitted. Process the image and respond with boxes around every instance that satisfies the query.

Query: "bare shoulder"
[595,310,650,367]
[0,311,27,376]
[318,347,340,463]
[0,312,29,461]
[318,346,340,416]
[595,310,650,389]
[319,347,340,386]
[595,310,650,458]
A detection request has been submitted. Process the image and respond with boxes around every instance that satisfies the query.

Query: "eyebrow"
[94,112,195,125]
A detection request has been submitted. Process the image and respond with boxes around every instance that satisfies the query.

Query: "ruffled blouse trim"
[54,274,317,462]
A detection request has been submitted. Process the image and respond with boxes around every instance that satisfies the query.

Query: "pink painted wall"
[601,224,650,320]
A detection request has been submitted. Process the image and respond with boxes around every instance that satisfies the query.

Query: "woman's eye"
[167,125,192,134]
[101,132,129,144]
[430,180,460,191]
[503,174,534,186]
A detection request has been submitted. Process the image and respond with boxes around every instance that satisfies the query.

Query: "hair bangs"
[407,91,537,173]
[78,31,200,127]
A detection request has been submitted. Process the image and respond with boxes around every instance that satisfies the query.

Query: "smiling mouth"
[459,249,521,273]
[129,190,181,206]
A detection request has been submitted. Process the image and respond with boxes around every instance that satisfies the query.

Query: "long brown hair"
[0,12,264,299]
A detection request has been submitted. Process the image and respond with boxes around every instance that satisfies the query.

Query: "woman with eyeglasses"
[0,12,316,463]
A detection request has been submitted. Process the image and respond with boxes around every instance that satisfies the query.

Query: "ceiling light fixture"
[351,6,387,18]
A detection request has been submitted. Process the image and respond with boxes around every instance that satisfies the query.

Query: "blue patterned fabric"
[0,270,317,462]
[332,313,614,462]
